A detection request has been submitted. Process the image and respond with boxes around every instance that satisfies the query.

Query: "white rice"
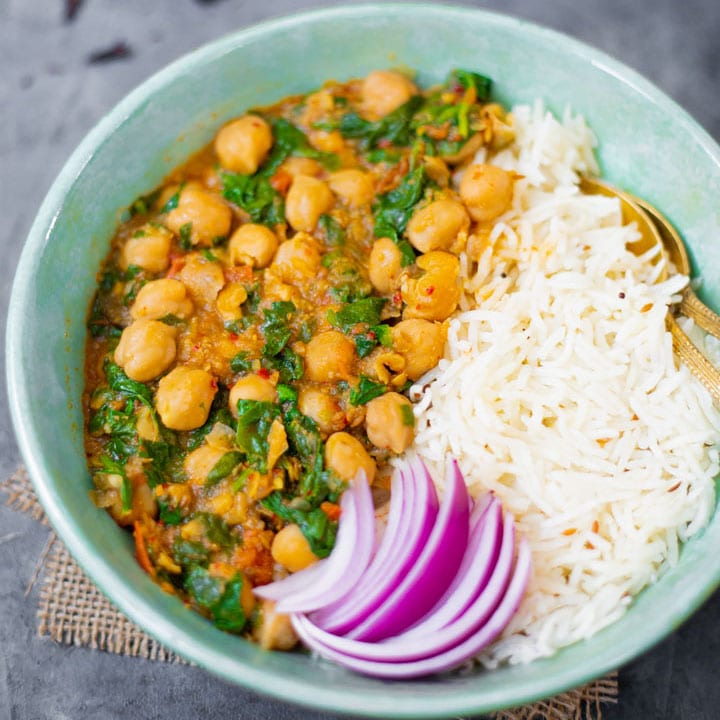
[410,101,720,666]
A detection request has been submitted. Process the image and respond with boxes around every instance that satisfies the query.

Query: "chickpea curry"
[84,68,516,648]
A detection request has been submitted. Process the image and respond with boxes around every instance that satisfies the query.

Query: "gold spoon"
[580,177,720,404]
[631,196,720,338]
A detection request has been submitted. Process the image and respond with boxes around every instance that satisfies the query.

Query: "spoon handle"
[680,289,720,340]
[669,316,720,403]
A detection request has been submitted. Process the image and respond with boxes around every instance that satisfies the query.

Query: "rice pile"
[410,101,720,666]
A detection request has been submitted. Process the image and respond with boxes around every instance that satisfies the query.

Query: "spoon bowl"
[581,176,720,402]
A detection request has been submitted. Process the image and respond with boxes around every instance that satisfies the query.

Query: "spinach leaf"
[99,454,132,512]
[327,297,386,333]
[128,188,161,217]
[261,347,304,383]
[373,165,428,246]
[235,400,281,473]
[230,351,253,374]
[349,375,387,406]
[205,451,244,487]
[353,324,393,358]
[185,567,247,633]
[400,403,415,427]
[160,185,183,214]
[448,69,492,100]
[186,385,235,450]
[140,439,185,487]
[276,383,298,404]
[158,500,182,526]
[173,538,210,567]
[104,360,153,408]
[318,214,345,246]
[262,493,338,559]
[262,118,339,176]
[323,252,372,304]
[338,95,423,150]
[221,173,285,227]
[192,512,236,547]
[284,408,322,469]
[261,301,295,357]
[178,222,193,250]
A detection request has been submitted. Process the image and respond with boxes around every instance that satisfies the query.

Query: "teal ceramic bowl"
[8,4,720,717]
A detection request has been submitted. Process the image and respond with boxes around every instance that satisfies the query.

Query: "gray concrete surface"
[2,1,720,718]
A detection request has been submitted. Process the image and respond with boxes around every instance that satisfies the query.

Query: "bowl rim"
[7,3,720,717]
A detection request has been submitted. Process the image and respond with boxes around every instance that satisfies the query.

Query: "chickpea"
[228,223,278,268]
[228,374,277,417]
[271,233,321,283]
[271,524,319,573]
[365,392,415,454]
[165,182,232,247]
[459,163,515,222]
[177,253,226,305]
[368,237,403,295]
[406,199,470,254]
[401,251,460,322]
[121,224,172,273]
[155,365,217,431]
[284,175,334,232]
[214,114,273,175]
[328,169,374,207]
[215,282,248,322]
[298,387,346,436]
[254,599,299,651]
[361,70,418,119]
[130,278,194,321]
[280,157,323,178]
[324,432,376,484]
[305,331,356,383]
[391,319,447,380]
[114,319,177,382]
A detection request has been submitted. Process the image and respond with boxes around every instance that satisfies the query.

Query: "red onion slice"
[399,497,502,636]
[254,474,374,607]
[345,459,470,642]
[292,538,532,678]
[273,475,375,614]
[292,509,517,662]
[311,461,439,634]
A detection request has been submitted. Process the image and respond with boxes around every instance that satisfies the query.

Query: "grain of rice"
[409,102,720,667]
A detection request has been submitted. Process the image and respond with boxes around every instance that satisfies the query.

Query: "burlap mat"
[3,467,618,719]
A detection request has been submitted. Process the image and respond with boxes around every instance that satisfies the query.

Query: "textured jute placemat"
[3,467,618,719]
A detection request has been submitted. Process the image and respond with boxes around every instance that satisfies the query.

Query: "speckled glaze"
[7,5,720,717]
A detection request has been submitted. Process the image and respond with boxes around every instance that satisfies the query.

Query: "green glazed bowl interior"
[8,4,720,717]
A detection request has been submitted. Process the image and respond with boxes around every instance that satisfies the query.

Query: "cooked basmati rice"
[409,101,720,666]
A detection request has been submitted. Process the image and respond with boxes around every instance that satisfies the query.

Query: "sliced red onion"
[292,537,532,678]
[399,496,502,636]
[346,459,470,641]
[311,460,439,635]
[313,466,405,617]
[273,475,375,614]
[291,509,517,662]
[253,474,374,607]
